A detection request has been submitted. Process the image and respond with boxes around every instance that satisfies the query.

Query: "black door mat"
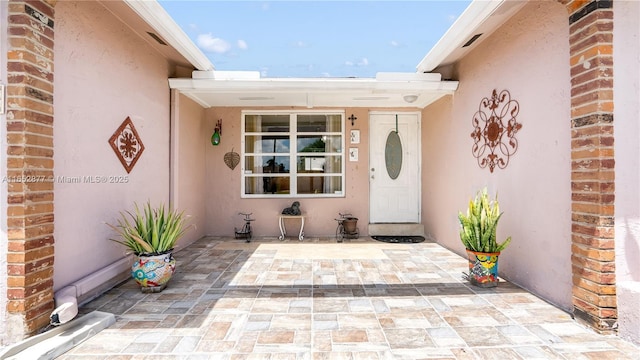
[371,235,426,243]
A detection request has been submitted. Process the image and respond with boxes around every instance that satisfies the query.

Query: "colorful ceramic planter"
[466,250,500,287]
[131,251,176,293]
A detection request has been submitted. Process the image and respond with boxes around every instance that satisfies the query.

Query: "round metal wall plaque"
[385,131,402,179]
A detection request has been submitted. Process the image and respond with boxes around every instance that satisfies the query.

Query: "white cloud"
[448,14,457,23]
[293,40,307,48]
[390,40,400,47]
[197,33,231,54]
[237,39,248,50]
[188,23,198,31]
[346,58,369,67]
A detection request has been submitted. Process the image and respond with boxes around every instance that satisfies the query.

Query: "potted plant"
[458,188,511,287]
[108,201,191,293]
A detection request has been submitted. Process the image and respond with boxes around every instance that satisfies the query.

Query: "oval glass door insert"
[385,131,402,179]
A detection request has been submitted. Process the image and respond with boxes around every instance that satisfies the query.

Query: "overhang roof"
[169,71,459,109]
[116,0,524,109]
[416,0,527,73]
[100,0,213,72]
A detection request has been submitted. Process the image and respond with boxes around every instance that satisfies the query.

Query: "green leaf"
[458,188,511,253]
[107,201,193,255]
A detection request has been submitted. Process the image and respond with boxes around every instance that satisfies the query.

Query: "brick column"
[565,0,616,332]
[5,0,55,339]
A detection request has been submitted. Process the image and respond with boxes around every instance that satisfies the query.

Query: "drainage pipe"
[50,256,132,325]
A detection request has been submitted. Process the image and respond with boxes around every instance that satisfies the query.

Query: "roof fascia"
[416,0,505,73]
[123,0,214,71]
[169,74,457,93]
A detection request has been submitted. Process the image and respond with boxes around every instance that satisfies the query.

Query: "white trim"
[417,0,504,73]
[170,76,458,92]
[169,74,459,109]
[416,0,526,73]
[240,110,346,199]
[123,0,213,71]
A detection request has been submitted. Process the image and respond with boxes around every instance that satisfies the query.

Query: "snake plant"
[458,188,511,253]
[108,202,191,255]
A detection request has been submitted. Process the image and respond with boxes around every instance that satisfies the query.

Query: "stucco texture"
[421,1,573,310]
[204,107,371,238]
[172,92,208,246]
[53,1,172,290]
[613,0,640,345]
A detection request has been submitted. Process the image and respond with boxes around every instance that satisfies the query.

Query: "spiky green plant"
[108,202,192,255]
[458,188,511,253]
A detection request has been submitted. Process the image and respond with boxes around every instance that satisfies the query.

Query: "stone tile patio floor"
[62,236,639,359]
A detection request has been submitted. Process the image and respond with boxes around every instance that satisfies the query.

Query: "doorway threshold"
[368,223,425,236]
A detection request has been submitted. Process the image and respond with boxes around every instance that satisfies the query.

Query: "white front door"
[369,112,421,223]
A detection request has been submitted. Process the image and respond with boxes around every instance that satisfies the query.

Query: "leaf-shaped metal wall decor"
[224,148,240,170]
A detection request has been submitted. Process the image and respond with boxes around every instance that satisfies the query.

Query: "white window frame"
[241,110,346,198]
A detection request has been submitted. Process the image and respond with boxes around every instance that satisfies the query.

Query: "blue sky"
[159,1,472,78]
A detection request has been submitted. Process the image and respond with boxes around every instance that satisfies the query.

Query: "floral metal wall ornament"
[109,116,145,174]
[470,89,522,173]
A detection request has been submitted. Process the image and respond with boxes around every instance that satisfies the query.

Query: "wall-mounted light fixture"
[211,119,222,146]
[403,94,419,103]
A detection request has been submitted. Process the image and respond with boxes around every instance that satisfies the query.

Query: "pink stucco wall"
[421,1,573,310]
[204,107,371,238]
[53,1,173,290]
[172,92,208,246]
[613,0,640,285]
[613,0,640,344]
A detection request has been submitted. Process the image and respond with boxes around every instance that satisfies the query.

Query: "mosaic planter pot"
[466,250,500,287]
[131,251,176,293]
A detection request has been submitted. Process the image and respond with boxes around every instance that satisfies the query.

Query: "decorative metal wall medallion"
[471,89,522,173]
[109,116,145,173]
[385,131,402,179]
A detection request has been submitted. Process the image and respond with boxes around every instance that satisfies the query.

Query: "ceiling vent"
[462,33,483,48]
[147,32,168,46]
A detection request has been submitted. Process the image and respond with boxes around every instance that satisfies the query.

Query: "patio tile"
[384,328,435,349]
[452,326,512,347]
[69,236,639,359]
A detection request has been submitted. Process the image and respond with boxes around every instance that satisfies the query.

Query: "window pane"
[297,176,342,194]
[245,156,290,174]
[245,114,290,132]
[245,135,290,153]
[297,114,341,133]
[245,176,291,195]
[297,135,342,153]
[242,112,343,198]
[297,156,342,174]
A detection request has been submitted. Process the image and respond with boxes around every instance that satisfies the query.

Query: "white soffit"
[416,0,527,73]
[169,72,459,109]
[100,0,213,71]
